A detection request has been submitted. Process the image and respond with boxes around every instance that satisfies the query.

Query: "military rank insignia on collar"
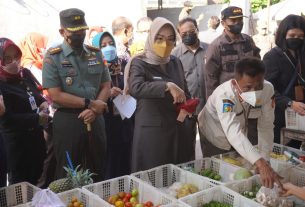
[222,99,234,113]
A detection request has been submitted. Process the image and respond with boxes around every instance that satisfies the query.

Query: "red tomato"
[125,193,132,200]
[123,197,129,203]
[144,201,154,207]
[125,202,133,207]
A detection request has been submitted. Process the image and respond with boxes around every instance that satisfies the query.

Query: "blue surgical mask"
[101,45,117,62]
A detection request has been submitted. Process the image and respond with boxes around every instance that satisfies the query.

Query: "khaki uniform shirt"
[198,80,275,164]
[205,32,260,97]
[42,41,111,108]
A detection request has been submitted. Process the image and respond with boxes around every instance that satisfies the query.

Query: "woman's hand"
[291,101,305,116]
[111,87,122,97]
[0,95,5,116]
[166,82,186,104]
[39,101,49,113]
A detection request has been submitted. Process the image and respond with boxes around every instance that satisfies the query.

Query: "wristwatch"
[287,100,293,108]
[84,98,91,109]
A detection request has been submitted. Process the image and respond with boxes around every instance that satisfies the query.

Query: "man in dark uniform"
[42,8,111,181]
[202,6,261,155]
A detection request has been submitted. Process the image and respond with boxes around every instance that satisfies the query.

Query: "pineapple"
[48,165,95,193]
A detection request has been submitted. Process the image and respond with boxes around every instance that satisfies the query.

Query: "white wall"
[0,0,146,44]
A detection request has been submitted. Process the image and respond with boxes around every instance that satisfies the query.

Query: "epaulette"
[48,47,62,55]
[85,44,100,52]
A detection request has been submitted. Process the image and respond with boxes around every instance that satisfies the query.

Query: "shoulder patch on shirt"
[85,44,100,52]
[222,99,234,113]
[48,47,62,55]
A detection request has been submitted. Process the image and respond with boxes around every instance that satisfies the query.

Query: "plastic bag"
[31,189,65,207]
[255,185,293,207]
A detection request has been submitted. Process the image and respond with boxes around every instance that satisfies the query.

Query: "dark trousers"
[37,126,56,188]
[53,110,106,182]
[200,119,258,157]
[104,113,134,179]
[3,128,46,185]
[0,133,6,187]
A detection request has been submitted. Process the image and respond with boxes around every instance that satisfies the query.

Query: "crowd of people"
[0,3,305,201]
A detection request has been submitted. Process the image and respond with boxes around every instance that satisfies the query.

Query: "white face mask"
[234,80,263,107]
[240,90,263,107]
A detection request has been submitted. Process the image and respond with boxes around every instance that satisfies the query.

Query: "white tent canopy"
[253,0,305,21]
[0,0,146,44]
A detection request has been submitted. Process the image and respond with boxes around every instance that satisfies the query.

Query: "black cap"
[59,8,89,32]
[221,6,245,20]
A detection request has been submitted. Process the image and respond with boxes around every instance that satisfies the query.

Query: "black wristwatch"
[287,100,293,108]
[84,98,91,109]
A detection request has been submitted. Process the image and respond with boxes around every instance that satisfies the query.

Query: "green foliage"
[222,0,282,13]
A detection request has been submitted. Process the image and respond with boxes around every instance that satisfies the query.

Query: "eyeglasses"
[155,34,176,43]
[3,54,20,65]
[180,30,196,38]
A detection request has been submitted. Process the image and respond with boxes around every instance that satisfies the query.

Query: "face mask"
[3,60,21,74]
[153,40,175,58]
[182,33,198,46]
[101,45,117,62]
[286,38,304,50]
[240,90,263,107]
[228,23,243,35]
[235,80,263,107]
[66,33,86,49]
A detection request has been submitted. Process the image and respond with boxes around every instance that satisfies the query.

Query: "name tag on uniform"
[61,60,73,67]
[153,76,162,80]
[88,58,100,66]
[29,96,38,110]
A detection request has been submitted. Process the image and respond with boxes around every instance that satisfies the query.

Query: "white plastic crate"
[177,158,242,185]
[279,167,305,187]
[226,174,305,207]
[131,164,215,199]
[57,188,107,207]
[270,143,305,172]
[212,143,305,172]
[0,182,40,207]
[82,175,175,207]
[179,185,261,207]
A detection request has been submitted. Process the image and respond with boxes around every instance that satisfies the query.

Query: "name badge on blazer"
[152,76,163,80]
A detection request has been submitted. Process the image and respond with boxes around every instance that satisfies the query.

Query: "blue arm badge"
[222,99,234,113]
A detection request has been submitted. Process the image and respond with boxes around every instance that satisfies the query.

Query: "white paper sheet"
[113,94,137,120]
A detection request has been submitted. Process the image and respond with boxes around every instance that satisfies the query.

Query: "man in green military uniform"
[42,8,111,181]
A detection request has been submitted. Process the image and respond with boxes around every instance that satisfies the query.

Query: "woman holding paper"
[128,17,195,172]
[92,32,134,178]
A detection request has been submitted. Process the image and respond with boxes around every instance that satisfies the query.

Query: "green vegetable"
[233,168,252,180]
[213,174,222,181]
[202,201,232,207]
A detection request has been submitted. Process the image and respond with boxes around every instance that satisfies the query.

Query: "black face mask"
[66,33,86,49]
[182,33,198,46]
[228,23,243,35]
[286,38,304,50]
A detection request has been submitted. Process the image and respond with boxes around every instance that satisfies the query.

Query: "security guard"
[198,57,281,188]
[42,8,111,181]
[205,6,260,97]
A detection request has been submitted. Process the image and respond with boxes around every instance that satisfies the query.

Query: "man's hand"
[38,111,49,126]
[166,82,186,104]
[255,158,283,189]
[89,100,108,114]
[78,109,96,124]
